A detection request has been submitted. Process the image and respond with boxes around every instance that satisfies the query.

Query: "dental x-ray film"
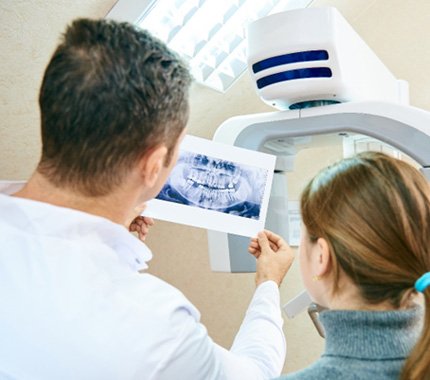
[144,135,276,237]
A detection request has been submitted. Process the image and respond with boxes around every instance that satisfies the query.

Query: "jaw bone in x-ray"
[156,151,268,219]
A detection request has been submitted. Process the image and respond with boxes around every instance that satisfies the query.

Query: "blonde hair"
[300,152,430,380]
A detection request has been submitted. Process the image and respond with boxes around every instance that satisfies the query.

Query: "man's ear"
[139,145,168,188]
[315,237,332,277]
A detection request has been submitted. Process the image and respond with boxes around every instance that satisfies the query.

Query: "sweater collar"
[319,306,423,360]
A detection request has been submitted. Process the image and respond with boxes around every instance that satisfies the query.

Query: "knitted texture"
[276,307,422,380]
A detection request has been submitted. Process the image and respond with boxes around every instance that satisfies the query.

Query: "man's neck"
[14,172,141,226]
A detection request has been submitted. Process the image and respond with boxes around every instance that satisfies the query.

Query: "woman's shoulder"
[274,354,404,380]
[274,359,344,380]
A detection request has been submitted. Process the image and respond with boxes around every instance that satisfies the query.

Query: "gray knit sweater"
[276,307,422,380]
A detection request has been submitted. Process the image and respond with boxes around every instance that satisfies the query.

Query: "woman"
[249,151,430,380]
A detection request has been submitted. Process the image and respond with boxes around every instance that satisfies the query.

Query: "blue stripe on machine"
[256,67,332,89]
[252,50,329,74]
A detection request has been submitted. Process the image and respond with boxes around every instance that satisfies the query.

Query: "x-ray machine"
[207,7,430,318]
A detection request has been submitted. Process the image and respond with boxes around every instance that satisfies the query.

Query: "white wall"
[0,0,114,179]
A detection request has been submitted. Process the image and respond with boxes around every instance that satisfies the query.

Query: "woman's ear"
[139,145,168,188]
[315,237,332,277]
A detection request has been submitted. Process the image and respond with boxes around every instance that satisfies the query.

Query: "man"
[0,19,294,379]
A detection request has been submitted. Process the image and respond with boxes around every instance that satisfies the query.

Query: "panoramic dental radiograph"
[156,152,267,219]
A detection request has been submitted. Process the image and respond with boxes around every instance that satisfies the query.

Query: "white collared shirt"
[0,182,286,380]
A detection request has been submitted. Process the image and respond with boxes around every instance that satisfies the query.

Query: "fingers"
[257,231,272,252]
[261,230,290,253]
[132,216,154,227]
[248,234,278,255]
[249,238,271,250]
[137,225,150,241]
[143,216,154,226]
[263,229,287,249]
[248,239,259,249]
[129,214,155,242]
[257,231,283,251]
[248,239,261,258]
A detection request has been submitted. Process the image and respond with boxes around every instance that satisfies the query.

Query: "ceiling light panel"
[137,0,313,92]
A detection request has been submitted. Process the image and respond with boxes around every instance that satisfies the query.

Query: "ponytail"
[401,287,430,380]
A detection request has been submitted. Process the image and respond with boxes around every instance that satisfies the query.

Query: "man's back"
[0,194,219,379]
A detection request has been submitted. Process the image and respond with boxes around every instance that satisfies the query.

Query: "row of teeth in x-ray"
[174,162,246,208]
[185,169,240,190]
[182,178,242,208]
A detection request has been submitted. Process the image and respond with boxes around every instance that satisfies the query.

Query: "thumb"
[257,231,271,252]
[134,202,147,216]
[126,203,147,228]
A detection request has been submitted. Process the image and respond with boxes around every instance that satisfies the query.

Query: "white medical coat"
[0,183,286,379]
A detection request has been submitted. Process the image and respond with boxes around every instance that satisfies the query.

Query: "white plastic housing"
[208,101,430,273]
[247,7,408,110]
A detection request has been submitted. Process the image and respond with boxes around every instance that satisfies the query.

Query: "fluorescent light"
[107,0,313,92]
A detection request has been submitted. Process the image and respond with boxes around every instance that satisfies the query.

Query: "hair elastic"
[415,272,430,293]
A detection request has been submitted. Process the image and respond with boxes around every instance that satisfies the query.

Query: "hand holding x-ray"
[249,230,295,287]
[129,215,154,241]
[126,203,154,242]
